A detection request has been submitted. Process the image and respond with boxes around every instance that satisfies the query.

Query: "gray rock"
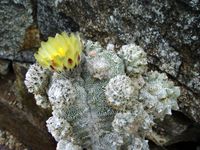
[179,0,200,10]
[0,128,28,150]
[0,50,35,63]
[42,0,199,94]
[0,59,11,75]
[147,113,190,146]
[0,0,33,60]
[37,0,79,39]
[178,87,200,122]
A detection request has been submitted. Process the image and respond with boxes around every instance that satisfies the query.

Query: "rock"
[37,0,79,39]
[179,0,200,10]
[22,25,40,50]
[40,0,199,94]
[0,145,9,150]
[0,128,28,150]
[12,62,31,107]
[148,112,200,147]
[0,51,36,63]
[0,59,11,75]
[178,87,200,122]
[0,68,56,150]
[178,61,200,94]
[147,113,190,146]
[0,0,33,60]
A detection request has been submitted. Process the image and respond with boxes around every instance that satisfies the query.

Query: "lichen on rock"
[0,128,28,150]
[0,0,33,60]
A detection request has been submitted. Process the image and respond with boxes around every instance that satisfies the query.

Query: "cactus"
[25,39,180,150]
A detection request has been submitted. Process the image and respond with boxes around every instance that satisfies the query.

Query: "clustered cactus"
[25,39,180,150]
[24,63,51,108]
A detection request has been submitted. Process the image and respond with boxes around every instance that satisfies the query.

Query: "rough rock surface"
[0,128,28,150]
[0,62,56,150]
[0,60,11,75]
[0,0,200,149]
[37,0,79,39]
[51,0,199,80]
[0,0,33,60]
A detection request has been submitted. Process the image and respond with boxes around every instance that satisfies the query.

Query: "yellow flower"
[34,32,83,71]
